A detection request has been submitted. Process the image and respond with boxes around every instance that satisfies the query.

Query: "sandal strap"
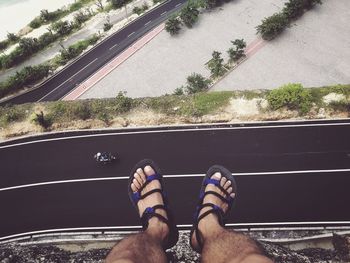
[131,173,162,204]
[140,204,169,230]
[139,173,161,192]
[194,203,225,249]
[203,178,232,198]
[200,190,233,204]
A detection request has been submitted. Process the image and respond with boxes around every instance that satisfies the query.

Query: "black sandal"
[128,159,179,249]
[190,165,237,252]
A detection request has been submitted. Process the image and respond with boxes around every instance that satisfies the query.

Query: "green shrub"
[185,73,211,94]
[114,92,133,113]
[256,13,289,40]
[133,3,149,15]
[29,17,43,28]
[173,87,184,95]
[103,22,113,31]
[31,111,52,129]
[267,83,312,114]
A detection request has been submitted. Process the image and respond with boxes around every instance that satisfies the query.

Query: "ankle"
[198,214,224,239]
[146,217,169,242]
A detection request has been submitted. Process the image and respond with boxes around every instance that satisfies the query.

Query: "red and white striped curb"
[63,23,165,101]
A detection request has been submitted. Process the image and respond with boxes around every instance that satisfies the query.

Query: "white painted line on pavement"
[1,168,349,192]
[1,221,350,242]
[161,11,167,16]
[175,3,181,7]
[1,121,350,150]
[109,43,119,50]
[144,21,152,27]
[38,58,98,102]
[127,32,135,38]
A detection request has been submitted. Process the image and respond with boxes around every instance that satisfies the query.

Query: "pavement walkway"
[80,0,350,99]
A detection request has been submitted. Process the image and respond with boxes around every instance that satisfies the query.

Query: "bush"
[115,92,133,113]
[165,16,182,35]
[109,0,132,9]
[31,111,52,129]
[185,73,211,94]
[267,83,312,114]
[133,3,149,15]
[179,2,200,28]
[173,87,184,95]
[29,17,43,29]
[104,22,113,31]
[256,13,288,40]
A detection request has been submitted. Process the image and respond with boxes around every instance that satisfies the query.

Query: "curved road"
[0,120,350,240]
[0,0,186,106]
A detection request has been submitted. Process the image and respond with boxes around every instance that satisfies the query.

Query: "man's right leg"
[191,171,273,263]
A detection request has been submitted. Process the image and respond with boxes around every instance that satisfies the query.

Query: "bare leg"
[191,172,273,263]
[106,166,170,263]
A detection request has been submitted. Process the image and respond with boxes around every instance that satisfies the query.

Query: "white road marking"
[144,21,152,27]
[1,168,349,192]
[127,32,135,38]
[109,43,119,50]
[1,121,350,150]
[1,221,350,242]
[175,3,181,7]
[38,58,98,102]
[161,11,167,16]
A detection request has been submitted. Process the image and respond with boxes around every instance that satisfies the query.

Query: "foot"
[131,165,169,242]
[190,172,236,251]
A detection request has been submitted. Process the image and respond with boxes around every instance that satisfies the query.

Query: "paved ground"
[81,0,285,99]
[213,0,350,91]
[82,0,350,99]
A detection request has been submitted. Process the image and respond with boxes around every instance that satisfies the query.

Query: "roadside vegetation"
[1,84,349,138]
[257,0,322,40]
[175,38,246,95]
[0,34,100,99]
[165,0,235,35]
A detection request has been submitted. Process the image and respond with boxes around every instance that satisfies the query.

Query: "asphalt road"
[0,120,350,240]
[0,0,186,106]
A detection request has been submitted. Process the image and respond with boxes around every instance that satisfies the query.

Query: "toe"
[131,183,138,193]
[133,178,141,189]
[212,172,221,180]
[224,180,231,190]
[144,165,156,177]
[227,187,233,194]
[137,168,146,180]
[135,173,143,186]
[220,176,227,188]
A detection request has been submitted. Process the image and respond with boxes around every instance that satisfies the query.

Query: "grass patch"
[0,104,32,127]
[180,91,233,116]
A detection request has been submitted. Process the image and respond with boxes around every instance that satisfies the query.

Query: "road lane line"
[1,169,350,192]
[1,121,350,149]
[161,11,167,16]
[1,221,350,242]
[37,58,98,102]
[109,43,119,50]
[144,21,152,27]
[175,3,181,7]
[127,32,135,38]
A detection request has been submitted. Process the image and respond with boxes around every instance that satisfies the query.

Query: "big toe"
[144,165,156,177]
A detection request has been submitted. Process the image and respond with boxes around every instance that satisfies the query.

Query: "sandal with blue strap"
[190,165,237,253]
[128,159,179,250]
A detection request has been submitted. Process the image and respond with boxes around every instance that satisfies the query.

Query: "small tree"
[104,16,113,31]
[179,2,199,28]
[207,51,226,78]
[227,38,246,63]
[165,16,182,35]
[185,73,211,94]
[256,13,288,40]
[31,111,52,129]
